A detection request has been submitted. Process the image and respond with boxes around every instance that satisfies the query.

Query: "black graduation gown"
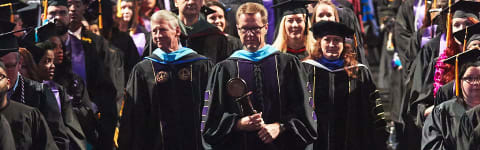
[54,71,99,148]
[0,114,15,150]
[119,53,213,150]
[302,60,387,150]
[202,52,317,150]
[0,100,59,150]
[54,82,89,150]
[10,75,70,149]
[434,81,455,106]
[421,99,467,150]
[71,30,120,149]
[110,27,141,85]
[394,0,421,67]
[402,34,442,127]
[456,105,480,150]
[226,34,243,56]
[287,50,308,61]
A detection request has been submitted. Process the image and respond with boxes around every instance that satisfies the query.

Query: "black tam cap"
[454,23,480,47]
[441,1,480,20]
[310,21,354,39]
[0,20,19,57]
[272,0,316,17]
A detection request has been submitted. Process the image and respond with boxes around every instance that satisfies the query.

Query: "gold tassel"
[446,0,452,48]
[113,97,126,148]
[455,56,459,96]
[116,0,122,18]
[463,27,468,52]
[354,34,358,48]
[98,0,103,29]
[43,0,48,21]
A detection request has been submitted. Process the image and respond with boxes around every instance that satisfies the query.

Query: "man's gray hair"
[151,10,179,29]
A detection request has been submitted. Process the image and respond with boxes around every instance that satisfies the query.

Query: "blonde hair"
[236,2,268,24]
[272,14,315,56]
[311,0,340,23]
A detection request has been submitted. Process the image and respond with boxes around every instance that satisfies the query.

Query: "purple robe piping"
[66,35,87,83]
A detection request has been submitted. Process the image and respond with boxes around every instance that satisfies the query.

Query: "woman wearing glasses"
[422,49,480,150]
[303,21,387,150]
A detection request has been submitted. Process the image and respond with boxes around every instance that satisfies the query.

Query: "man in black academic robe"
[0,61,59,150]
[0,114,16,150]
[118,10,213,150]
[202,3,316,150]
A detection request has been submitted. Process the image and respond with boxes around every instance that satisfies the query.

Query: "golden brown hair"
[312,1,340,23]
[18,48,39,81]
[307,37,358,78]
[236,2,268,24]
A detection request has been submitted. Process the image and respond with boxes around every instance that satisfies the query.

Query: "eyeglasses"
[238,25,265,34]
[462,76,480,84]
[0,74,7,81]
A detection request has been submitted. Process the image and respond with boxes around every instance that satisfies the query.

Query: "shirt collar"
[68,27,82,40]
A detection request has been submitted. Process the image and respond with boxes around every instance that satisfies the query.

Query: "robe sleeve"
[278,57,317,146]
[362,67,388,150]
[202,63,241,148]
[31,108,60,150]
[118,63,151,150]
[394,0,415,66]
[421,107,450,150]
[403,44,436,128]
[0,114,15,150]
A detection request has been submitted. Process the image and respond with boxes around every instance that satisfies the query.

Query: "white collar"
[68,27,82,40]
[302,59,367,72]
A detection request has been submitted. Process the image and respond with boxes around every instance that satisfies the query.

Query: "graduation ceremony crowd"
[1,0,480,149]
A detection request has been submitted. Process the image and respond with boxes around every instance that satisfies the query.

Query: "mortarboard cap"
[443,49,480,96]
[310,21,354,39]
[17,3,41,28]
[271,0,316,17]
[19,20,57,47]
[0,1,28,23]
[441,1,480,20]
[48,0,68,7]
[443,49,480,66]
[0,20,19,57]
[201,6,216,16]
[454,23,480,47]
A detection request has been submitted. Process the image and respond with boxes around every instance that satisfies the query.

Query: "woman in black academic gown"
[271,0,315,60]
[205,1,243,56]
[303,21,387,150]
[421,49,480,150]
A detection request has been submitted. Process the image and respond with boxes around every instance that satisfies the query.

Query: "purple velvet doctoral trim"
[132,32,146,56]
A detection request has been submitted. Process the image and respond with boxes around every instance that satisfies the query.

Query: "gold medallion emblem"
[155,71,169,83]
[178,68,191,81]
